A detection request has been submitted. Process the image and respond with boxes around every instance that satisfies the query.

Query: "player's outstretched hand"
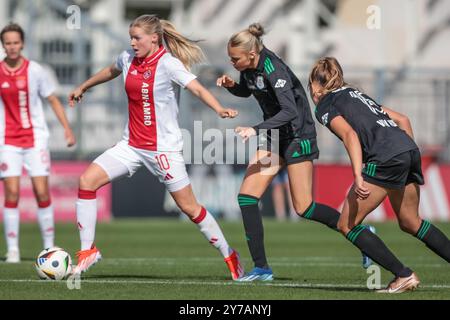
[218,108,239,119]
[235,126,256,143]
[69,87,85,107]
[65,128,76,147]
[354,175,370,200]
[216,75,236,88]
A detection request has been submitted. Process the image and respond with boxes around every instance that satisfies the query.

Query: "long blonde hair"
[308,57,347,98]
[130,15,204,69]
[228,23,265,53]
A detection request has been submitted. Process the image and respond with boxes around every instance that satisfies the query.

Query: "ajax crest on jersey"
[143,70,152,79]
[15,77,27,89]
[35,247,72,280]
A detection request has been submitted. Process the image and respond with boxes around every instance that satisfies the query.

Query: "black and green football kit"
[228,48,369,271]
[227,47,318,165]
[315,87,450,265]
[315,86,424,189]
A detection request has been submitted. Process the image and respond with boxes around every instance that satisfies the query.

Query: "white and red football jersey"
[0,59,54,148]
[115,46,196,152]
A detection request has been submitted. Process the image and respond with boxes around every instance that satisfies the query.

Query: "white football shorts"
[93,140,190,193]
[0,142,51,178]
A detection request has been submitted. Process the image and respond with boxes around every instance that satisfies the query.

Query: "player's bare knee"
[293,201,310,216]
[5,188,20,202]
[79,174,98,191]
[178,202,200,217]
[398,218,421,235]
[34,192,50,203]
[337,220,351,236]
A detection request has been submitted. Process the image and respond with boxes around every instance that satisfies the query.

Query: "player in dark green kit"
[217,23,373,281]
[310,57,450,293]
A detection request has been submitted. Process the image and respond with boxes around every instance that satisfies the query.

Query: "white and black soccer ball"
[35,247,72,280]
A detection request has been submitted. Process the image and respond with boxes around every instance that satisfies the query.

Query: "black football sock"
[238,194,269,269]
[415,220,450,262]
[347,225,412,277]
[298,202,339,231]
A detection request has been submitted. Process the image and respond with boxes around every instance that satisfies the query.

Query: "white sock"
[191,207,232,258]
[37,204,54,249]
[76,197,97,250]
[4,207,19,252]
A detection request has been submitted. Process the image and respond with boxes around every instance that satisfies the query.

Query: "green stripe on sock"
[347,225,366,243]
[238,200,258,205]
[418,221,431,240]
[303,202,316,219]
[238,195,257,201]
[346,227,359,242]
[351,226,366,243]
[239,201,257,205]
[238,196,257,201]
[423,221,432,236]
[238,196,258,206]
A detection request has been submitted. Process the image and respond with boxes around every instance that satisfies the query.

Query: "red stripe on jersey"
[0,59,34,148]
[125,46,167,151]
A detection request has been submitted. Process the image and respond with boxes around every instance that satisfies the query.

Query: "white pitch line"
[0,279,449,289]
[100,258,449,268]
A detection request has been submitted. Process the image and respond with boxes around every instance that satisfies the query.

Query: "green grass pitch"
[0,219,449,300]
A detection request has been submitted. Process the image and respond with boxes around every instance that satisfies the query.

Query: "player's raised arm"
[69,64,122,106]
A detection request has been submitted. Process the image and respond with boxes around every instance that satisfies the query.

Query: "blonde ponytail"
[160,20,205,70]
[130,15,204,70]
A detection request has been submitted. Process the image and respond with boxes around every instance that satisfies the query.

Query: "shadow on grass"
[79,274,370,292]
[82,274,235,281]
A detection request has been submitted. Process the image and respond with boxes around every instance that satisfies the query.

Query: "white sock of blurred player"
[191,207,233,258]
[37,200,55,249]
[76,189,97,250]
[3,201,20,253]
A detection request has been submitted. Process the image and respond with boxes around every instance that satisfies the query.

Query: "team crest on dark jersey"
[256,75,265,89]
[143,70,152,80]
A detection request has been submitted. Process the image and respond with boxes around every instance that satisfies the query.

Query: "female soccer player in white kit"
[69,15,244,279]
[0,23,76,263]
